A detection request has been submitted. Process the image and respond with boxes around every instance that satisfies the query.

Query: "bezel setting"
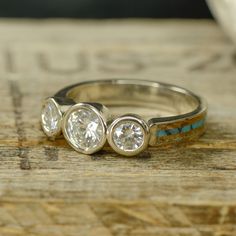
[62,103,107,155]
[107,114,150,156]
[41,98,63,138]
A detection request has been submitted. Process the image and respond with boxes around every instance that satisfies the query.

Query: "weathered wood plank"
[0,20,236,235]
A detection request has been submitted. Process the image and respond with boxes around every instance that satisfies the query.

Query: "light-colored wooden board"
[0,19,236,236]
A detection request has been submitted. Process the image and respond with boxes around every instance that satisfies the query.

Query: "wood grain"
[0,19,236,236]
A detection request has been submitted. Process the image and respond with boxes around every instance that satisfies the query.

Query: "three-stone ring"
[41,79,207,156]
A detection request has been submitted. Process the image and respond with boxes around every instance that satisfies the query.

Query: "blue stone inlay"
[168,128,179,135]
[157,130,167,137]
[156,118,205,138]
[192,119,204,129]
[181,124,191,133]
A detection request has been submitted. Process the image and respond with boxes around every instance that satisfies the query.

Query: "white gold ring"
[41,79,207,156]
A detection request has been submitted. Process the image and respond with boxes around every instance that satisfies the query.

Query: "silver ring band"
[41,79,207,156]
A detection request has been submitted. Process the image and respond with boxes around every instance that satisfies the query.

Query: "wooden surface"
[0,19,236,236]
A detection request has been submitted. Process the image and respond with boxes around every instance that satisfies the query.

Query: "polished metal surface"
[55,79,204,118]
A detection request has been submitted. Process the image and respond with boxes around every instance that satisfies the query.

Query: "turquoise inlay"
[156,118,205,137]
[168,128,179,135]
[181,124,191,133]
[157,130,167,137]
[192,119,204,129]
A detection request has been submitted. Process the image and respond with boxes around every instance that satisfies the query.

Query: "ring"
[41,79,207,156]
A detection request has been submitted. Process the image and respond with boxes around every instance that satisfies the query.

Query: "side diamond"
[113,121,145,152]
[41,98,62,137]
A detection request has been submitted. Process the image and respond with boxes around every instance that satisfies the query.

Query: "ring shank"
[55,79,207,147]
[57,80,200,115]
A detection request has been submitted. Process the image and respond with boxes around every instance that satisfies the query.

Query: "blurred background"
[0,0,212,18]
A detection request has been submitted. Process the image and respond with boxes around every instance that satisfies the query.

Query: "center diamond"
[113,121,145,151]
[63,105,105,154]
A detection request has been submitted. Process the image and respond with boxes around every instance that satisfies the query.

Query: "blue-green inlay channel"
[156,119,205,137]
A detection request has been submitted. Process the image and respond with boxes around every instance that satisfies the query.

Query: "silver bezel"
[107,114,150,156]
[41,97,63,138]
[62,103,107,155]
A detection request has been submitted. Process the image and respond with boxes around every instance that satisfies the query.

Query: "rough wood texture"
[0,20,236,236]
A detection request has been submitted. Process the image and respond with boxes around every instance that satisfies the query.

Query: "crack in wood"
[8,80,31,170]
[4,49,16,73]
